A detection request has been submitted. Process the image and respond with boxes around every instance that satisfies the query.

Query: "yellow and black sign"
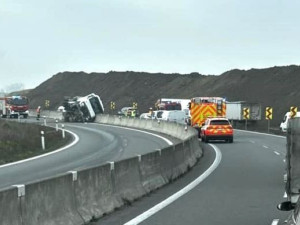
[45,100,50,108]
[266,107,273,120]
[243,107,250,120]
[133,102,138,109]
[290,106,298,119]
[110,101,115,110]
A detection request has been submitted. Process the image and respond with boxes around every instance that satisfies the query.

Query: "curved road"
[92,130,290,225]
[0,120,180,190]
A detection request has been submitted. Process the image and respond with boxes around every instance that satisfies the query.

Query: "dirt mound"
[27,65,300,130]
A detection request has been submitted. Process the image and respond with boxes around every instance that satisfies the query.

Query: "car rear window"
[210,120,230,125]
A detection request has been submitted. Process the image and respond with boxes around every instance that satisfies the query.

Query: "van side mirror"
[277,201,295,211]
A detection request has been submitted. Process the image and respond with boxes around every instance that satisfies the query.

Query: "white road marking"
[249,140,255,144]
[263,145,269,149]
[274,151,280,156]
[123,144,222,225]
[0,129,79,169]
[283,159,286,163]
[236,129,285,139]
[271,219,279,225]
[284,192,287,198]
[96,124,174,146]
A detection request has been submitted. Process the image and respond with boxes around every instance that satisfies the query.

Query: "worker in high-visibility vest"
[131,109,136,117]
[36,106,41,120]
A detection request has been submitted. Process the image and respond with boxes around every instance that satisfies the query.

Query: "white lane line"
[236,129,286,139]
[0,129,79,169]
[123,144,222,225]
[249,140,255,144]
[284,192,287,198]
[95,124,174,146]
[274,151,280,156]
[263,145,269,149]
[271,219,279,225]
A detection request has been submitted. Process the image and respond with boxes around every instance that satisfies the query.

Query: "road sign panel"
[266,107,273,120]
[290,106,298,119]
[243,107,250,120]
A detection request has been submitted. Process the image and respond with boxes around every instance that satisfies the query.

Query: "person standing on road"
[36,106,41,120]
[131,109,136,118]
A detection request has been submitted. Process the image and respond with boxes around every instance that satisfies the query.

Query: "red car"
[200,117,233,143]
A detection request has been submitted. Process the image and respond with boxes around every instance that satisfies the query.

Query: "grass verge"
[0,120,72,165]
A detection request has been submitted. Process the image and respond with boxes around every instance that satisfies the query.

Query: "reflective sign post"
[243,108,250,130]
[266,107,273,133]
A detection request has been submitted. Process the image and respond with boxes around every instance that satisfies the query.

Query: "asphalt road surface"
[0,119,180,190]
[91,130,290,225]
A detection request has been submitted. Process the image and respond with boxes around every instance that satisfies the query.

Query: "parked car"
[200,117,233,143]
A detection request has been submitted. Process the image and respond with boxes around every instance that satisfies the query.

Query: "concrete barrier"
[74,164,120,223]
[139,151,166,192]
[114,157,146,203]
[0,187,22,225]
[14,112,202,225]
[160,146,176,182]
[172,143,189,178]
[21,174,83,225]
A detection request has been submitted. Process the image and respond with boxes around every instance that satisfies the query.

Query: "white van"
[160,110,186,124]
[280,112,300,132]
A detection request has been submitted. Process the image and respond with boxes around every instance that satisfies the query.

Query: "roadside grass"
[0,120,72,165]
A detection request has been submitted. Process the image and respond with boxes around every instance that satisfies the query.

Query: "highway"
[0,119,180,190]
[91,130,290,225]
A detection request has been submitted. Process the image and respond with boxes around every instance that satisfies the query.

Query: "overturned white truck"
[63,93,104,122]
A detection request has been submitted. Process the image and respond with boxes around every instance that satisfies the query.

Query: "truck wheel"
[229,138,233,143]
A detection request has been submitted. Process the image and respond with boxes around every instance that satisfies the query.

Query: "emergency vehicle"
[0,96,29,118]
[189,97,226,136]
[200,117,233,143]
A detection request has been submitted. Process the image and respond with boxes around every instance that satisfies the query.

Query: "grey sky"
[0,0,299,91]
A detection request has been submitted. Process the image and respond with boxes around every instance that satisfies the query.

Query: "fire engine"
[0,96,29,118]
[189,97,226,136]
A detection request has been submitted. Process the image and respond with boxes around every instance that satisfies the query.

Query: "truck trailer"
[226,101,261,121]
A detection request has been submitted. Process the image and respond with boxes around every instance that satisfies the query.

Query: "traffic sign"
[110,101,115,110]
[133,102,138,109]
[243,107,250,120]
[45,100,50,108]
[266,107,273,120]
[290,106,298,119]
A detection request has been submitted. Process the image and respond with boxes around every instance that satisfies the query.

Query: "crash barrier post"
[286,118,300,199]
[41,130,45,150]
[0,187,22,225]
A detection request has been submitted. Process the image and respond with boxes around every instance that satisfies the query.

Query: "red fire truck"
[0,96,29,118]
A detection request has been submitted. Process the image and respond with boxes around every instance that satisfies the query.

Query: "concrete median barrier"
[139,151,166,193]
[160,146,176,182]
[114,157,146,203]
[173,143,188,178]
[74,164,120,223]
[21,174,83,225]
[0,187,22,225]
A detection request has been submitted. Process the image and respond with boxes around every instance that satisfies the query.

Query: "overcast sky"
[0,0,299,91]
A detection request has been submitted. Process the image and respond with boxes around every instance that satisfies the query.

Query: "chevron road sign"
[290,106,297,119]
[266,107,273,120]
[243,107,250,120]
